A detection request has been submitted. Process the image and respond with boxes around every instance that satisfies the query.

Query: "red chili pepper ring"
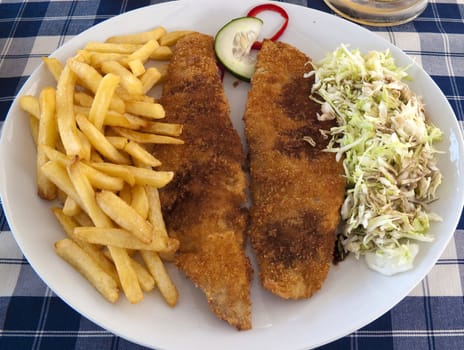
[247,3,289,50]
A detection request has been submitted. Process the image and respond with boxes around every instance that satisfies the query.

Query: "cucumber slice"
[214,17,263,81]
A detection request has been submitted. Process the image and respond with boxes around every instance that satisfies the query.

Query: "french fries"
[67,159,114,228]
[72,226,171,251]
[108,245,144,304]
[84,42,141,54]
[101,60,144,96]
[125,101,165,119]
[52,207,120,283]
[20,25,186,306]
[56,64,83,158]
[106,26,166,44]
[19,95,40,119]
[142,120,183,137]
[127,39,160,63]
[42,57,63,82]
[37,87,58,200]
[88,73,120,130]
[159,30,195,46]
[76,114,131,165]
[55,238,119,303]
[124,141,162,167]
[96,190,153,244]
[141,250,178,307]
[112,126,184,144]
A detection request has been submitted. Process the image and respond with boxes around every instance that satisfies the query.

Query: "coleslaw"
[306,45,443,275]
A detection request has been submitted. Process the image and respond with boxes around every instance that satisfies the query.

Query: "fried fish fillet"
[152,33,252,330]
[244,40,346,299]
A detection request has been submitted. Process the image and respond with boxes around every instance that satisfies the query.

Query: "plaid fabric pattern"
[1,1,463,349]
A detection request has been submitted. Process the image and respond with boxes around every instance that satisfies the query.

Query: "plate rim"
[1,1,464,349]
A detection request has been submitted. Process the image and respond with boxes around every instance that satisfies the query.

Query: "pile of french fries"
[19,26,194,305]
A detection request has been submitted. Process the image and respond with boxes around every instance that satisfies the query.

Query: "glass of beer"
[323,0,428,26]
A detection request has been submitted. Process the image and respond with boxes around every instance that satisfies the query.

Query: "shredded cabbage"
[307,45,443,275]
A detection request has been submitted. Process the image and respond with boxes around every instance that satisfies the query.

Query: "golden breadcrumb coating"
[244,40,345,299]
[152,33,252,330]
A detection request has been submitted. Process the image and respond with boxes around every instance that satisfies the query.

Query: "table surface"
[1,1,463,349]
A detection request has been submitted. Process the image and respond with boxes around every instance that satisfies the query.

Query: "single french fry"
[56,63,83,157]
[76,114,131,165]
[89,162,136,186]
[143,121,183,137]
[95,190,153,244]
[131,185,149,220]
[85,42,141,54]
[104,112,147,129]
[67,58,103,93]
[89,73,121,130]
[125,101,165,119]
[42,57,63,82]
[89,52,128,69]
[101,60,144,96]
[29,115,39,146]
[112,127,184,145]
[159,30,195,46]
[127,39,159,63]
[124,141,162,167]
[106,26,166,44]
[147,196,174,261]
[145,186,178,261]
[123,113,150,129]
[150,46,173,61]
[107,245,143,304]
[131,258,155,292]
[37,87,58,200]
[19,95,40,119]
[140,250,178,307]
[67,159,113,228]
[55,238,119,303]
[124,165,174,188]
[73,227,169,251]
[145,186,168,238]
[140,67,162,94]
[128,59,145,77]
[81,162,125,191]
[41,160,81,206]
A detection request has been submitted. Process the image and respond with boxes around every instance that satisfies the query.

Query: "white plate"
[1,0,464,349]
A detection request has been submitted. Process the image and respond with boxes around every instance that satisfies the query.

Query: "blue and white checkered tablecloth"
[1,0,463,349]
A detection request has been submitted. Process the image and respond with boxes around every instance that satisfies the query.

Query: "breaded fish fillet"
[152,33,252,330]
[244,40,346,299]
